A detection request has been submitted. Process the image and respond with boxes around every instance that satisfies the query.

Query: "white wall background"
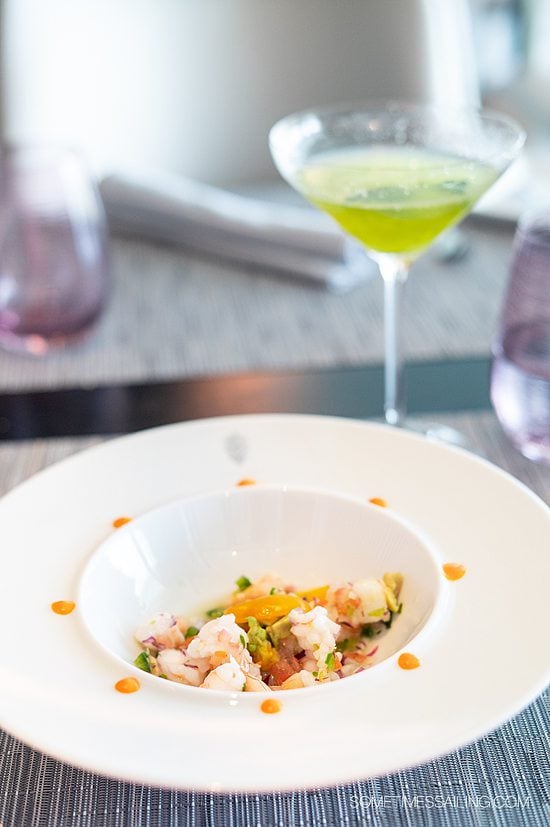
[1,0,479,185]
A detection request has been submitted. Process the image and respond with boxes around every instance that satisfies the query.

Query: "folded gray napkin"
[99,171,376,293]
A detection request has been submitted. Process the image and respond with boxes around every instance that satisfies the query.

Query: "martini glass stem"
[378,256,410,427]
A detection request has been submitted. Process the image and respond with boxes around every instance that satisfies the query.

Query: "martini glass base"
[374,416,481,455]
[403,418,472,451]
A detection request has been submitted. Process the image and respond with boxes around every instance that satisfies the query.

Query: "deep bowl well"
[78,485,446,689]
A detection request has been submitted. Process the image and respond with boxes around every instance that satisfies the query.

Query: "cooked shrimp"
[135,612,186,653]
[156,648,205,686]
[288,605,340,678]
[326,579,389,628]
[279,670,317,690]
[244,674,272,692]
[231,571,286,603]
[184,613,261,678]
[186,614,246,661]
[201,656,246,691]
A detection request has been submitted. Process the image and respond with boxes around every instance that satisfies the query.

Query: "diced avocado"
[336,637,358,653]
[246,616,278,669]
[133,651,151,673]
[266,615,292,648]
[246,616,268,655]
[382,572,404,613]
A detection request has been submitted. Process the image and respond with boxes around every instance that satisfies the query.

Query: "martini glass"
[269,101,525,440]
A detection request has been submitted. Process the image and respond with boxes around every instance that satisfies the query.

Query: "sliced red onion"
[142,635,156,646]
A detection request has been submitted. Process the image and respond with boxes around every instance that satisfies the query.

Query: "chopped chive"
[159,673,168,679]
[235,575,252,591]
[383,612,394,630]
[397,602,403,614]
[206,607,224,619]
[242,682,246,691]
[239,634,246,648]
[269,587,277,595]
[325,652,335,671]
[186,625,199,638]
[133,651,151,673]
[312,671,319,677]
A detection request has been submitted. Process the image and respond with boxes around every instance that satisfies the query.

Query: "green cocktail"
[298,147,498,259]
[270,103,525,433]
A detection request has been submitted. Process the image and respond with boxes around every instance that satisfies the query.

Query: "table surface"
[0,219,518,391]
[0,218,548,827]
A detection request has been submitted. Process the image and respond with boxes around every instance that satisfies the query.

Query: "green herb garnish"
[397,602,403,614]
[269,587,277,595]
[185,625,199,638]
[361,624,379,638]
[240,634,246,648]
[383,612,394,630]
[325,652,335,671]
[235,575,252,591]
[133,651,151,673]
[206,607,224,619]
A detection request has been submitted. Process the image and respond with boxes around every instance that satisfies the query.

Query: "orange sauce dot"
[443,563,466,581]
[398,652,421,670]
[113,516,133,529]
[260,698,282,714]
[237,478,256,487]
[51,600,76,615]
[369,497,388,508]
[115,677,140,694]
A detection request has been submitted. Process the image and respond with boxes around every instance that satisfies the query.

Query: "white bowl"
[78,484,446,691]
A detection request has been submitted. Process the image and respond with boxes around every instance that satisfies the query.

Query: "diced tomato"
[268,657,302,685]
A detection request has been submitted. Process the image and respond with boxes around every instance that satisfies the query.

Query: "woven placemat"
[0,223,514,393]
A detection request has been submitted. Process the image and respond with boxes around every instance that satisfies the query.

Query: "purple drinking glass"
[0,145,110,355]
[490,211,550,464]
